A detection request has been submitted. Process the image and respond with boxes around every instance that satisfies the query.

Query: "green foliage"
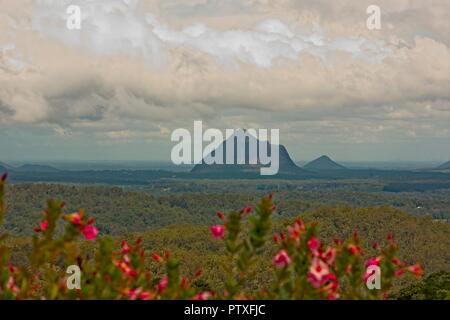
[0,178,444,300]
[394,271,450,300]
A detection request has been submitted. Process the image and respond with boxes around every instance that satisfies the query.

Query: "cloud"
[0,0,448,160]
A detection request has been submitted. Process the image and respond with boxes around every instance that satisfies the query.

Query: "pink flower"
[387,232,394,241]
[6,276,19,295]
[308,258,330,288]
[116,260,137,277]
[40,220,49,231]
[139,291,152,300]
[308,236,319,252]
[323,248,336,266]
[408,264,423,279]
[391,257,403,266]
[195,291,213,300]
[66,211,83,225]
[210,225,225,239]
[127,288,140,300]
[158,276,168,293]
[82,225,98,241]
[347,244,361,255]
[151,252,162,262]
[273,233,279,244]
[121,240,130,254]
[295,219,305,230]
[127,288,152,300]
[287,223,301,240]
[365,257,382,268]
[241,206,253,215]
[273,250,291,268]
[395,269,406,278]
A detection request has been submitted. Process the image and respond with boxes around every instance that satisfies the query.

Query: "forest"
[0,178,449,299]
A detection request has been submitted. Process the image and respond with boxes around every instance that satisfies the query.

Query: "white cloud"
[0,0,448,161]
[30,0,389,68]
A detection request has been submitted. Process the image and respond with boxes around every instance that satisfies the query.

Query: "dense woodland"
[1,181,449,297]
[2,180,449,237]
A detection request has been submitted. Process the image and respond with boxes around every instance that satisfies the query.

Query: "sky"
[0,0,449,162]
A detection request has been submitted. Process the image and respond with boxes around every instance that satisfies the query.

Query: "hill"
[191,131,305,175]
[303,155,346,171]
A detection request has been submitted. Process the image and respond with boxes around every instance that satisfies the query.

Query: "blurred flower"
[40,220,49,231]
[151,252,162,262]
[82,225,98,241]
[365,257,382,268]
[121,240,131,254]
[408,264,423,279]
[308,258,330,288]
[395,269,406,278]
[158,276,168,293]
[323,247,336,266]
[273,250,291,268]
[210,225,225,239]
[348,244,361,255]
[308,237,319,252]
[66,211,83,225]
[195,291,213,300]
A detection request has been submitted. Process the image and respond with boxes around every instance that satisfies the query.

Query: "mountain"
[303,155,347,171]
[15,164,60,173]
[436,161,450,170]
[191,131,305,175]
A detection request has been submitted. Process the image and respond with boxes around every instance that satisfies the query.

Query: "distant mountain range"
[191,134,347,175]
[0,163,60,173]
[303,155,347,171]
[1,155,448,180]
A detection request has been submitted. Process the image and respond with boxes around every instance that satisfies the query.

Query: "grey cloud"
[0,0,448,160]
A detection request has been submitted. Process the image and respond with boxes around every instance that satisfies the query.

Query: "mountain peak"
[304,155,346,171]
[191,133,304,175]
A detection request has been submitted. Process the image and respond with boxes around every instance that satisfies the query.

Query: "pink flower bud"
[195,291,213,300]
[82,225,98,241]
[273,233,279,243]
[210,225,225,239]
[216,211,225,220]
[40,220,49,231]
[151,253,162,262]
[308,237,319,252]
[157,276,168,293]
[387,232,394,241]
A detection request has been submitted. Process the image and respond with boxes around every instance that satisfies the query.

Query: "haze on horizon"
[0,0,449,163]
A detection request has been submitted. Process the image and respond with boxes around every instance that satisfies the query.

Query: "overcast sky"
[0,0,449,162]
